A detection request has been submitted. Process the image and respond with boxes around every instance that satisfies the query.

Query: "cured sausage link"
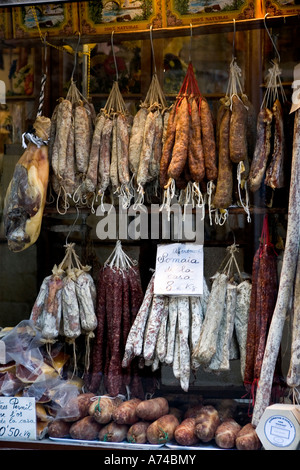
[248,108,273,192]
[252,110,300,426]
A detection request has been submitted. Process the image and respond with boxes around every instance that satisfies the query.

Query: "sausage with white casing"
[252,109,300,426]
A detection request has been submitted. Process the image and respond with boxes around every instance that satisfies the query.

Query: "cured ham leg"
[3,116,50,252]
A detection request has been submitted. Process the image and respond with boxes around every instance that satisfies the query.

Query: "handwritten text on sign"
[0,397,36,441]
[154,243,203,295]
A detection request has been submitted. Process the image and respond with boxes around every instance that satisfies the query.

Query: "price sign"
[154,243,203,296]
[0,397,36,441]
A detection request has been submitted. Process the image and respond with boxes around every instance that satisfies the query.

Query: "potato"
[174,418,199,446]
[99,422,128,442]
[112,398,141,425]
[127,421,150,444]
[69,416,102,440]
[63,392,95,422]
[136,397,169,422]
[194,405,220,442]
[236,423,261,450]
[146,414,180,444]
[89,396,123,424]
[214,418,241,449]
[48,419,72,438]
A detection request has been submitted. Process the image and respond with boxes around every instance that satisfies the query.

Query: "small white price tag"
[0,396,36,441]
[154,243,203,296]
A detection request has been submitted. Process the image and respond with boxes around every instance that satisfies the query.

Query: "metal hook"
[111,31,119,82]
[189,23,192,63]
[43,33,48,75]
[71,32,81,82]
[149,25,157,75]
[232,19,236,60]
[263,13,280,62]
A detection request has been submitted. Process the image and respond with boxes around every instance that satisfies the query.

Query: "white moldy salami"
[235,280,252,380]
[207,282,237,372]
[30,275,51,329]
[62,271,81,340]
[122,273,155,366]
[252,109,300,426]
[189,296,204,370]
[74,102,92,175]
[155,297,169,362]
[75,270,97,332]
[287,248,300,388]
[192,272,228,366]
[177,296,190,391]
[143,294,166,361]
[165,296,178,365]
[128,106,148,176]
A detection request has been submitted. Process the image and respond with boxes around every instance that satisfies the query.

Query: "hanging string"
[189,23,193,63]
[37,34,48,117]
[71,32,81,82]
[232,18,236,60]
[111,31,119,82]
[263,13,281,63]
[30,6,91,98]
[149,25,157,75]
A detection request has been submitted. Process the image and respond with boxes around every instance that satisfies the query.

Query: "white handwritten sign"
[154,243,203,296]
[0,396,36,441]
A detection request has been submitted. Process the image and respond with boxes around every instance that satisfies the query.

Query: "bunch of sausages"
[30,243,97,371]
[90,81,134,210]
[192,245,252,380]
[243,215,282,402]
[129,73,169,207]
[159,62,218,215]
[249,60,286,198]
[85,241,146,398]
[48,80,96,213]
[122,272,211,392]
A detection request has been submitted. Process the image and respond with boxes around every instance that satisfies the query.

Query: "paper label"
[154,243,203,296]
[264,414,296,448]
[0,397,36,441]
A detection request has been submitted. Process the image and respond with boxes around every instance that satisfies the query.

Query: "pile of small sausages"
[47,393,261,450]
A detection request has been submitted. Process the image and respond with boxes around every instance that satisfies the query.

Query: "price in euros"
[0,425,32,439]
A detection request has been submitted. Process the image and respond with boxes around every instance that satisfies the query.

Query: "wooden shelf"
[4,14,300,48]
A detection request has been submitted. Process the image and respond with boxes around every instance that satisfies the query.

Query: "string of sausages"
[192,244,251,380]
[48,80,96,214]
[130,73,168,208]
[29,243,97,374]
[85,241,146,399]
[248,60,287,205]
[212,58,254,225]
[243,215,283,411]
[122,248,251,393]
[159,61,218,219]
